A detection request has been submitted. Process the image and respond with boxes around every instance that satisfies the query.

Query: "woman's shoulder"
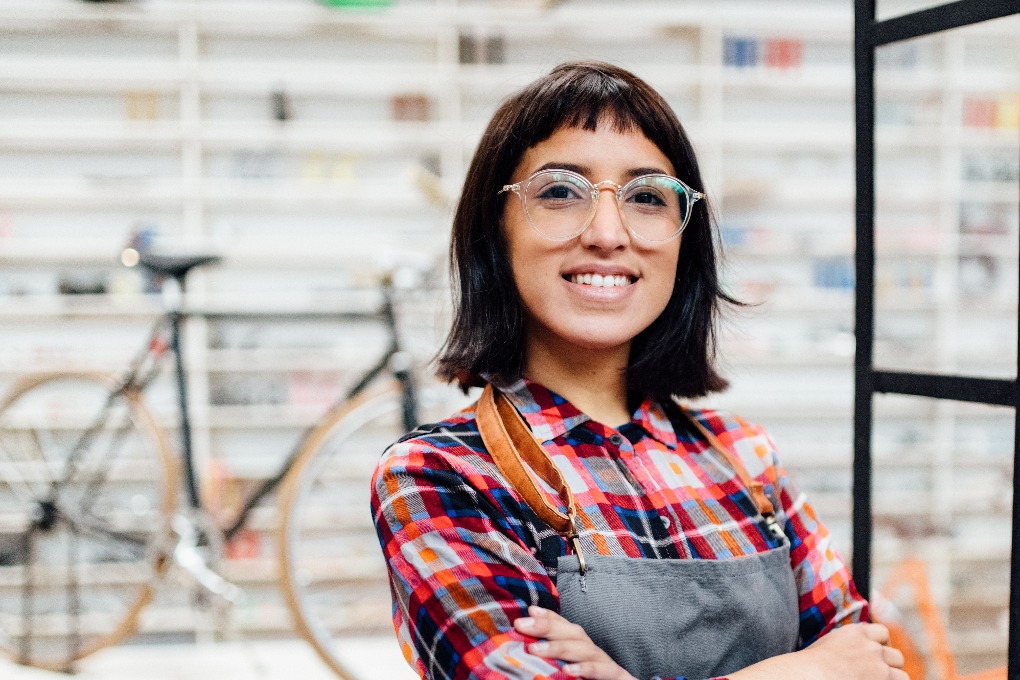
[676,403,779,473]
[375,399,491,474]
[680,404,768,439]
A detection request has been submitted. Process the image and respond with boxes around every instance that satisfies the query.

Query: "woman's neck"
[522,334,632,428]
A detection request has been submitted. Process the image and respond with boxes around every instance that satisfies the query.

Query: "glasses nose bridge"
[591,179,624,200]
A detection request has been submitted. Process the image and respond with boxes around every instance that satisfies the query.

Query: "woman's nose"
[579,187,629,250]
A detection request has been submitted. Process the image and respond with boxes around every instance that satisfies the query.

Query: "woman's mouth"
[565,273,636,288]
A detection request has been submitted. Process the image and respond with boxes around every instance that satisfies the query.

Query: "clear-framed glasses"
[498,168,704,243]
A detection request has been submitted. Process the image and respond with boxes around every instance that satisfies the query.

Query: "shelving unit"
[0,0,1016,672]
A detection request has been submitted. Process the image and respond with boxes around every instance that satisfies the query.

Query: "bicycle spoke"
[53,394,119,498]
[0,427,49,504]
[66,519,82,670]
[65,510,149,554]
[18,526,37,666]
[73,410,136,518]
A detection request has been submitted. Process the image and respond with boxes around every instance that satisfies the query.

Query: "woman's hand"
[728,622,907,680]
[514,606,637,680]
[802,623,907,679]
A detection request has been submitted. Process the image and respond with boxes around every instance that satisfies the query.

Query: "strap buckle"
[764,514,786,542]
[568,515,587,576]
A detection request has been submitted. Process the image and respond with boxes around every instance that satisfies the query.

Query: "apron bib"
[476,384,801,679]
[555,544,799,679]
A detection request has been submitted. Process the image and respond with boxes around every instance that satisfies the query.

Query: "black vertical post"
[1012,408,1020,678]
[852,0,876,600]
[169,308,201,509]
[1010,153,1020,680]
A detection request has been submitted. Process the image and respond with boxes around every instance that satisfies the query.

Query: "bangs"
[503,62,689,183]
[544,70,643,133]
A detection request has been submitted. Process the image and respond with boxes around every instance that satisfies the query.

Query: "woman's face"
[503,121,682,360]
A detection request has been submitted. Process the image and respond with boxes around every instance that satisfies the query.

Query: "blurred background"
[0,0,1017,678]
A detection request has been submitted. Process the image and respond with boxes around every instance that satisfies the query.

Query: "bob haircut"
[436,60,735,401]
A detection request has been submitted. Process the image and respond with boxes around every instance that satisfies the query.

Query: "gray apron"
[555,539,799,679]
[476,385,801,680]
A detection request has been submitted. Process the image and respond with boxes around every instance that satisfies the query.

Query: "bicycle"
[0,249,424,678]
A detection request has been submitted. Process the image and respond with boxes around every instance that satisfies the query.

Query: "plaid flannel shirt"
[371,377,868,680]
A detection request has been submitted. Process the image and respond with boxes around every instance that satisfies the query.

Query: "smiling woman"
[370,61,906,680]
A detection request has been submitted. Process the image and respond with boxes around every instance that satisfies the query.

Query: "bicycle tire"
[0,372,177,671]
[277,380,408,679]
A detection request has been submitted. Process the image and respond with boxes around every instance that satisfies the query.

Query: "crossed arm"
[516,605,908,680]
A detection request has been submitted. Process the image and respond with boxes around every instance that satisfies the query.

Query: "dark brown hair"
[436,60,735,400]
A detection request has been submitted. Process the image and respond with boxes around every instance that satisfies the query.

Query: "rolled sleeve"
[372,440,568,680]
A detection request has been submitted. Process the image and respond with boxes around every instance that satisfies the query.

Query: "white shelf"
[0,58,182,92]
[0,294,165,319]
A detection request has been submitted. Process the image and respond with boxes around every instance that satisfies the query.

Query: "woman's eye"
[536,183,583,201]
[628,190,667,207]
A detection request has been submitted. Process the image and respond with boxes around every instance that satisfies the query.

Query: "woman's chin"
[533,326,638,356]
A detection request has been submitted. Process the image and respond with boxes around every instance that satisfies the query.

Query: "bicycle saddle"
[138,252,222,280]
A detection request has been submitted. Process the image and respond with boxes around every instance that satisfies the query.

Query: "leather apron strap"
[475,383,784,574]
[476,384,587,573]
[679,405,786,540]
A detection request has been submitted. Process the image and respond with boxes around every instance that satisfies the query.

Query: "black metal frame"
[854,0,1020,675]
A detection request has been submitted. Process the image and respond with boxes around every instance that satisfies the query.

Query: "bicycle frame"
[218,281,418,540]
[100,272,419,542]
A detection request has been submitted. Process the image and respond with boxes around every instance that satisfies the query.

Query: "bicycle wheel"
[0,372,176,671]
[278,380,409,679]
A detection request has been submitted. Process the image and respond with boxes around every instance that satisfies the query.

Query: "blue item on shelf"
[724,36,758,68]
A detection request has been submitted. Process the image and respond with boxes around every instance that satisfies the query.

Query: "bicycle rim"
[278,381,406,679]
[0,372,176,671]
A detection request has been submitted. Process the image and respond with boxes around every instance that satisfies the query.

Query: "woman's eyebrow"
[534,162,589,175]
[623,166,671,179]
[532,162,672,179]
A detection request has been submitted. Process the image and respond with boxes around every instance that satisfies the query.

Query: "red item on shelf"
[765,38,803,69]
[963,98,996,127]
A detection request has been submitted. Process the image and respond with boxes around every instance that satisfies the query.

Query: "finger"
[516,608,588,642]
[528,639,608,663]
[883,645,905,669]
[863,622,891,645]
[563,660,632,680]
[890,669,910,680]
[528,605,571,625]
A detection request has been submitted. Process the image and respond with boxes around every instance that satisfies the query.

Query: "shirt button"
[608,434,623,446]
[659,515,671,528]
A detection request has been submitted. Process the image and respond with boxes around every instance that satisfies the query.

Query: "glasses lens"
[523,171,593,239]
[620,176,689,241]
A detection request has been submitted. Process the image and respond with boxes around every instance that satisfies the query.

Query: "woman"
[371,61,905,680]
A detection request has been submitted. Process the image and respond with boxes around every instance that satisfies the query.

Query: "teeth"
[569,273,633,288]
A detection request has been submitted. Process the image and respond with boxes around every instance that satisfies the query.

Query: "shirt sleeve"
[736,417,870,645]
[372,436,574,680]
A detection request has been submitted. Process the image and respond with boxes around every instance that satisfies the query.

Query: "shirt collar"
[633,397,679,450]
[492,376,678,449]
